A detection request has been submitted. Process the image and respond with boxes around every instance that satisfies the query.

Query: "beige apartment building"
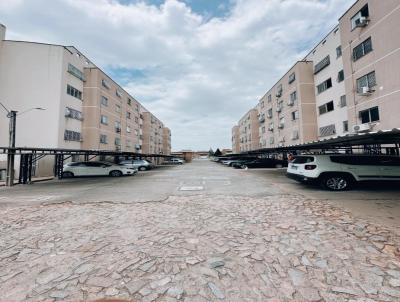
[235,108,259,152]
[258,61,318,148]
[231,125,240,154]
[162,127,172,155]
[141,111,164,155]
[305,25,348,139]
[82,67,142,152]
[0,24,170,178]
[339,0,400,132]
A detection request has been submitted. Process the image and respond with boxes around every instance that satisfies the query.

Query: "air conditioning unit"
[353,123,371,133]
[278,123,284,129]
[359,86,373,96]
[268,126,274,131]
[276,91,282,98]
[355,16,368,28]
[276,107,282,113]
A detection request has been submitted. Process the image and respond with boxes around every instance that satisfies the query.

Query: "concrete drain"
[179,186,204,191]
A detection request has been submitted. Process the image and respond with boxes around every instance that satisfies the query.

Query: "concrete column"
[0,23,6,43]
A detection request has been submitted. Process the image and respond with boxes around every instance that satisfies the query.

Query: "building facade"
[231,125,240,154]
[339,0,400,132]
[258,61,318,148]
[0,25,170,178]
[305,25,348,139]
[236,108,260,152]
[162,127,172,155]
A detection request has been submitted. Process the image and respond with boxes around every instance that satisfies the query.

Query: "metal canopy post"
[6,110,17,186]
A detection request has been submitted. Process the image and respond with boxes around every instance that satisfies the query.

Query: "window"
[261,101,265,108]
[100,134,108,144]
[126,111,131,119]
[292,130,299,140]
[126,140,132,148]
[135,116,139,123]
[343,121,349,132]
[314,55,330,74]
[359,106,379,124]
[127,126,131,133]
[319,100,334,115]
[279,117,285,128]
[115,121,121,133]
[64,130,81,141]
[115,137,121,146]
[276,84,283,97]
[268,95,272,102]
[317,78,332,94]
[127,98,132,106]
[65,107,83,121]
[339,95,347,107]
[356,71,376,93]
[261,126,266,133]
[116,89,122,98]
[269,137,274,144]
[319,124,336,137]
[67,63,85,81]
[116,104,121,113]
[101,96,108,106]
[268,122,274,131]
[288,72,296,84]
[67,84,82,100]
[291,111,299,121]
[336,46,342,58]
[353,37,372,61]
[293,156,314,164]
[289,91,297,105]
[102,79,110,89]
[337,70,344,82]
[267,108,273,118]
[351,4,369,30]
[100,115,108,125]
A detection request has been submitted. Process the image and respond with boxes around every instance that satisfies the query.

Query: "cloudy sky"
[0,0,351,151]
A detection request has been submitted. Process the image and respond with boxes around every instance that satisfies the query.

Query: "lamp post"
[0,102,45,186]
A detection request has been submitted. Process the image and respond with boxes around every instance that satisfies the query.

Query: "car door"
[338,156,380,180]
[83,162,106,176]
[378,156,400,180]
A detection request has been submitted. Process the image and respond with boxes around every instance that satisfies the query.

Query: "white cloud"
[0,0,351,150]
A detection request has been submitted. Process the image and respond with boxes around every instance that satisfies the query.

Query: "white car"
[287,154,400,191]
[62,161,137,178]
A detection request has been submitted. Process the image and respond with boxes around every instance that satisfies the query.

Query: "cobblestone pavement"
[1,194,400,302]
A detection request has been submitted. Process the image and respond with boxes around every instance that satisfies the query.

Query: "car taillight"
[305,164,317,170]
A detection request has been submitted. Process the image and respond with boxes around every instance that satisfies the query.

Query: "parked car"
[225,158,257,167]
[286,154,400,191]
[165,158,185,165]
[119,159,153,171]
[238,158,288,169]
[62,161,137,178]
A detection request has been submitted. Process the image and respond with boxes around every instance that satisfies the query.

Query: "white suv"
[287,154,400,191]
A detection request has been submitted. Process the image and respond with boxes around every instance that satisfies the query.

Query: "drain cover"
[179,186,204,191]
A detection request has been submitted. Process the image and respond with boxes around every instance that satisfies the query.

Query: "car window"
[84,162,104,167]
[292,156,314,164]
[330,156,397,166]
[119,160,132,164]
[68,162,82,167]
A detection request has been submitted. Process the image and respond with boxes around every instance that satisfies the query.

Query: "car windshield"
[292,156,314,164]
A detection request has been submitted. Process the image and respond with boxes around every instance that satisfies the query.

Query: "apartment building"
[0,24,170,177]
[231,125,240,154]
[236,108,259,152]
[82,67,142,152]
[141,111,164,154]
[162,127,172,155]
[339,0,400,132]
[305,25,348,139]
[258,61,318,148]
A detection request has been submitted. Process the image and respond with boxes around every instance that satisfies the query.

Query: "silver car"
[119,159,153,171]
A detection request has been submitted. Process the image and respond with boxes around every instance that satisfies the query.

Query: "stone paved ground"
[1,194,400,302]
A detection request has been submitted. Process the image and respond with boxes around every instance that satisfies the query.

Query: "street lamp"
[0,101,45,186]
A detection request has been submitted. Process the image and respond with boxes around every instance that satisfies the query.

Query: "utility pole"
[6,110,17,186]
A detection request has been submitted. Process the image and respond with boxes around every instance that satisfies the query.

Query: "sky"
[0,0,351,151]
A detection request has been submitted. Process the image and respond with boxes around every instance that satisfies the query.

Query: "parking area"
[1,159,400,301]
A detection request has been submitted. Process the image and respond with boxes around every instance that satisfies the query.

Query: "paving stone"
[86,276,114,288]
[389,278,400,287]
[288,268,307,286]
[297,287,321,302]
[207,282,225,299]
[167,286,184,299]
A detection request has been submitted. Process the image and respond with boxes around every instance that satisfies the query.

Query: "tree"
[208,148,214,156]
[214,148,222,156]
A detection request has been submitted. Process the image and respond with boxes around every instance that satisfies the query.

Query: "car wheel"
[241,165,248,170]
[139,166,147,171]
[109,170,123,177]
[62,171,74,178]
[320,174,352,191]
